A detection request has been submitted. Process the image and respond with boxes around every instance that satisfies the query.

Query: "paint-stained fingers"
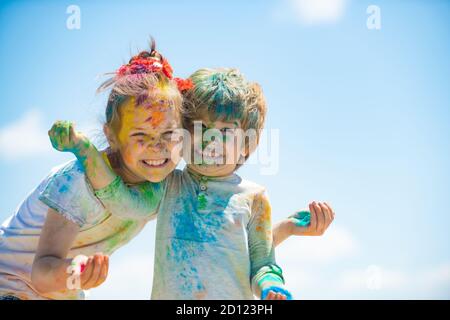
[68,122,76,144]
[308,202,318,232]
[49,121,63,150]
[314,202,325,234]
[309,201,319,232]
[80,257,94,288]
[55,121,69,150]
[318,202,331,232]
[97,255,109,286]
[86,254,103,289]
[264,291,275,300]
[61,121,71,147]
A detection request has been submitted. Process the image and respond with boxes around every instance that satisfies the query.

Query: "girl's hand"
[78,253,109,290]
[288,201,335,236]
[48,121,91,156]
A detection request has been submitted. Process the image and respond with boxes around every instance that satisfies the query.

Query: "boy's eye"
[131,132,146,137]
[221,128,236,135]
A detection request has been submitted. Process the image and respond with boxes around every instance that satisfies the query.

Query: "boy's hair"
[182,68,267,166]
[97,39,182,134]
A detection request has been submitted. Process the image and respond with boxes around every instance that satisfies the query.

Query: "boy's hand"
[79,253,109,290]
[48,121,92,156]
[288,201,335,236]
[262,286,292,300]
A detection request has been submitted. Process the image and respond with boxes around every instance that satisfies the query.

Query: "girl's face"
[112,96,181,183]
[186,114,246,177]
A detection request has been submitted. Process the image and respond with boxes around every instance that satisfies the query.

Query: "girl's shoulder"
[38,159,107,227]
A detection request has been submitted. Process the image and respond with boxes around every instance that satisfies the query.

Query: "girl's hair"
[181,68,267,165]
[97,38,182,134]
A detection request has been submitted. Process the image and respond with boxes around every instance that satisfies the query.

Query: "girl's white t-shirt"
[0,159,162,300]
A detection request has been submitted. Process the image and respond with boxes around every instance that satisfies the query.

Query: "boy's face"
[186,114,246,177]
[113,97,182,183]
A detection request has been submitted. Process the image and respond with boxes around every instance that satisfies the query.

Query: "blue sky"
[0,0,449,299]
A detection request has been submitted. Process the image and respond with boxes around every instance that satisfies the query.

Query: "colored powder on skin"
[261,286,292,300]
[150,111,165,127]
[293,210,311,227]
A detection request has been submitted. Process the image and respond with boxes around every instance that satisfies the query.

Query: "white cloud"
[291,0,347,24]
[0,109,104,160]
[273,0,348,25]
[334,263,450,299]
[337,266,409,293]
[277,225,358,264]
[0,110,52,160]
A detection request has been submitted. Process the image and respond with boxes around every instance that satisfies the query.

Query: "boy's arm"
[272,201,335,247]
[48,121,161,219]
[248,192,292,300]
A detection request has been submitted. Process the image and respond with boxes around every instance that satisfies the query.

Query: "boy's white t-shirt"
[0,159,162,300]
[150,168,276,300]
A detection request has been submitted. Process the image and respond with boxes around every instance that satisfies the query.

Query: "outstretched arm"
[48,121,162,220]
[48,121,116,190]
[272,201,335,247]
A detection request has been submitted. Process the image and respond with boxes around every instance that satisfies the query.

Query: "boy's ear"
[104,125,119,150]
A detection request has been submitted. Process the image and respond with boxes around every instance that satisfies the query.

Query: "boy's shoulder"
[235,175,266,197]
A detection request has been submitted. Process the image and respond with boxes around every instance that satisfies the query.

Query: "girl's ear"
[104,125,119,150]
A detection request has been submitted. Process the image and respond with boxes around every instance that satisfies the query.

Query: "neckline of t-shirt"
[184,166,240,184]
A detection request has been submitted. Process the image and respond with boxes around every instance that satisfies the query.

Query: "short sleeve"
[38,160,108,227]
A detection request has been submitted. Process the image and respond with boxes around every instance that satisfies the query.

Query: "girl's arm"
[31,209,108,293]
[272,201,335,247]
[48,121,162,220]
[48,121,116,190]
[248,192,292,300]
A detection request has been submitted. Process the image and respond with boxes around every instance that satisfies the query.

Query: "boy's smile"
[186,116,246,177]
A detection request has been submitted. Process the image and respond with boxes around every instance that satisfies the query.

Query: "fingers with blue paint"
[262,286,293,300]
[287,201,335,236]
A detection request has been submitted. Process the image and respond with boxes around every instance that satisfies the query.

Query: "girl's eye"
[131,132,146,138]
[162,131,174,140]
